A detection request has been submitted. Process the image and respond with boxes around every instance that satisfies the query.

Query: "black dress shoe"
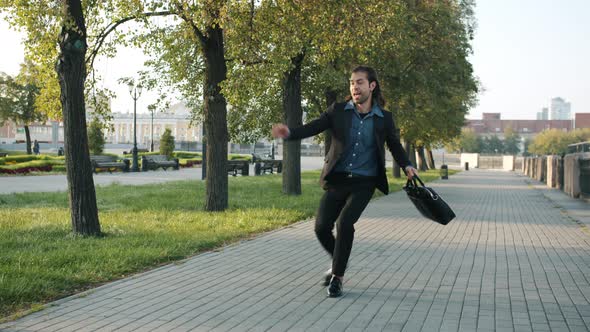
[322,271,332,286]
[327,276,343,297]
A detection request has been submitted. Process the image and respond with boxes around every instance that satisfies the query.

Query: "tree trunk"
[56,0,100,236]
[417,145,428,171]
[202,24,229,211]
[404,141,417,167]
[393,160,401,178]
[323,88,337,156]
[24,125,32,155]
[282,52,305,195]
[427,148,436,169]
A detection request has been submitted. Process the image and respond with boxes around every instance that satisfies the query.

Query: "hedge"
[174,151,202,158]
[0,154,65,164]
[92,153,119,158]
[229,154,252,161]
[122,151,160,158]
[179,158,202,167]
[0,159,65,174]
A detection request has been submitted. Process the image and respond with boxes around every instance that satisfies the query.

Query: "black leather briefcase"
[403,175,456,225]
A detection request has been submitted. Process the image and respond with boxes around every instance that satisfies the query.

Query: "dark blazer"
[287,102,411,195]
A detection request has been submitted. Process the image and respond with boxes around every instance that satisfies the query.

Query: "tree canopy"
[1,0,481,209]
[221,0,479,149]
[0,71,43,126]
[529,128,590,155]
[0,69,44,154]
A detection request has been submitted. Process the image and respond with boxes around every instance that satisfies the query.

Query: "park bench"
[0,152,7,157]
[254,160,283,175]
[90,155,130,173]
[251,153,273,163]
[227,160,249,176]
[123,148,149,155]
[141,155,179,171]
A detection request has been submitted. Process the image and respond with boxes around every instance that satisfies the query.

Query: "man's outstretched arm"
[271,106,333,140]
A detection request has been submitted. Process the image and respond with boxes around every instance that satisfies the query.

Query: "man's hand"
[405,166,418,180]
[271,124,290,139]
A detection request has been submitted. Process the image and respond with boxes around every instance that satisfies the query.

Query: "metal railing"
[478,155,503,169]
[568,141,590,153]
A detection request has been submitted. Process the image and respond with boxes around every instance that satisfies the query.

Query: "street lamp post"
[128,82,142,172]
[148,105,156,152]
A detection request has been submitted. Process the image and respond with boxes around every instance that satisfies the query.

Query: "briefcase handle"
[405,174,426,188]
[405,175,439,200]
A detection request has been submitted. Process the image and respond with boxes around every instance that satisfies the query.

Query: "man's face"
[349,71,376,105]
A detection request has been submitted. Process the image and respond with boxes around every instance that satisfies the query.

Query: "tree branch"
[239,59,272,65]
[86,10,175,70]
[177,12,207,47]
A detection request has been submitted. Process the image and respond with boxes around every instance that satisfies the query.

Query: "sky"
[0,19,157,115]
[1,1,589,119]
[468,0,590,119]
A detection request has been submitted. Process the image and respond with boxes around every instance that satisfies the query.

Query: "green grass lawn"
[0,169,457,320]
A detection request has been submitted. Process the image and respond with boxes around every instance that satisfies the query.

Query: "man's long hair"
[346,66,387,107]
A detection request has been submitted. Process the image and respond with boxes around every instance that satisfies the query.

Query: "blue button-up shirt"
[334,101,383,176]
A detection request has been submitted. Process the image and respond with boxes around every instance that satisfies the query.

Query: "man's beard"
[354,92,370,105]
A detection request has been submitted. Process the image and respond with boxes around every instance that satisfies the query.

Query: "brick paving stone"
[2,169,590,331]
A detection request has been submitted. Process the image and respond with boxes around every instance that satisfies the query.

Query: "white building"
[105,102,202,147]
[1,102,201,148]
[550,97,572,120]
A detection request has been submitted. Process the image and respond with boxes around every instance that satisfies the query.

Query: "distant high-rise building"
[536,107,549,120]
[550,97,571,120]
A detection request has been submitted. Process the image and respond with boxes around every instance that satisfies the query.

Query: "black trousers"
[315,177,376,277]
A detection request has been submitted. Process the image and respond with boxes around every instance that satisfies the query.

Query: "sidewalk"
[523,175,590,229]
[2,169,590,331]
[0,168,204,194]
[0,157,325,194]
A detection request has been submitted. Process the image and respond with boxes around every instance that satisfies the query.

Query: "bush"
[2,159,64,170]
[122,151,160,158]
[98,153,120,158]
[529,128,590,155]
[0,154,64,165]
[3,155,38,163]
[179,158,202,167]
[0,155,67,174]
[174,151,202,158]
[87,119,106,155]
[159,128,175,158]
[0,159,64,174]
[229,154,252,162]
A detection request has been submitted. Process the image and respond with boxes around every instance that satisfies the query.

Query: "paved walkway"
[0,157,325,194]
[2,169,590,332]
